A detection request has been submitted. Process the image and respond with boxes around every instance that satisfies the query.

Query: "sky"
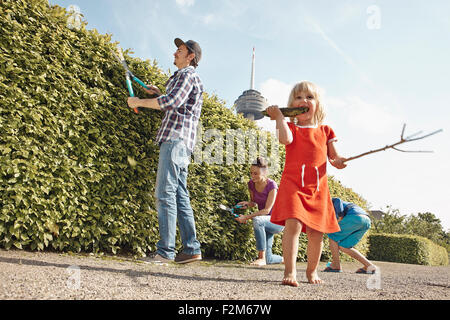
[50,0,450,230]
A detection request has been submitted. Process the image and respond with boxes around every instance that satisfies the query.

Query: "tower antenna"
[250,47,255,90]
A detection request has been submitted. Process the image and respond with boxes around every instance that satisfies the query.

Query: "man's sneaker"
[138,253,173,265]
[174,252,202,264]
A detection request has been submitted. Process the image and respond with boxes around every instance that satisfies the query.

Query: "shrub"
[1,0,166,256]
[0,0,281,259]
[0,0,370,262]
[367,233,449,266]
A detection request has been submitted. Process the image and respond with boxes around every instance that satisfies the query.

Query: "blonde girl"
[266,81,346,286]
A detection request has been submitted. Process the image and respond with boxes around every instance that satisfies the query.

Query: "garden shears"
[218,204,245,218]
[113,47,151,114]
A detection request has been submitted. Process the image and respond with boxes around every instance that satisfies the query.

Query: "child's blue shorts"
[328,214,371,249]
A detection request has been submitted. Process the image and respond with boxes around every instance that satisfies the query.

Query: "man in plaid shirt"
[128,38,203,264]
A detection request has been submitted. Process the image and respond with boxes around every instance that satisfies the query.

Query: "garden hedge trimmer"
[218,204,244,218]
[113,47,151,114]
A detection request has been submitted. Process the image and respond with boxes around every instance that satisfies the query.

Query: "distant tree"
[373,206,407,234]
[440,230,450,252]
[404,212,443,243]
[375,208,449,253]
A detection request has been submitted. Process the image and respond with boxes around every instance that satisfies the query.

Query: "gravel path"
[1,249,449,300]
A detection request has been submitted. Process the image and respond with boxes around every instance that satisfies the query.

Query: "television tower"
[234,47,268,121]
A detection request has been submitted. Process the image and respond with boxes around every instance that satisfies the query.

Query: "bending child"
[324,198,377,274]
[266,81,346,286]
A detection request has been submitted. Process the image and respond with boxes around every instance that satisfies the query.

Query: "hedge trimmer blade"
[115,47,129,72]
[218,204,239,218]
[261,106,309,118]
[114,46,138,114]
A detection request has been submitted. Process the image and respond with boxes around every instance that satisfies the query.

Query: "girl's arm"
[236,189,257,224]
[328,141,347,169]
[266,106,293,145]
[237,189,257,209]
[257,189,277,216]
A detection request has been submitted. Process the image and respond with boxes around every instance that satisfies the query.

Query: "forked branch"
[343,124,443,163]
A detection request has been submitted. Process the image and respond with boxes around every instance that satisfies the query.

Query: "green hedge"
[0,0,371,262]
[367,233,449,266]
[0,0,282,259]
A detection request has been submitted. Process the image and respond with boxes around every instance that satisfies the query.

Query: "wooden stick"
[343,125,442,163]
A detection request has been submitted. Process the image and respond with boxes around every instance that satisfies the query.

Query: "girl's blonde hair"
[287,81,325,125]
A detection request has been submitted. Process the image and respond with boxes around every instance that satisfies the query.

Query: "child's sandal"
[355,266,376,274]
[323,266,342,273]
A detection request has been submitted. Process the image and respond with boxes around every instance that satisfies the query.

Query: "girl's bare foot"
[306,270,323,284]
[250,258,266,266]
[282,273,299,287]
[282,278,299,287]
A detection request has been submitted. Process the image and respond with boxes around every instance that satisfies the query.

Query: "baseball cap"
[174,38,202,67]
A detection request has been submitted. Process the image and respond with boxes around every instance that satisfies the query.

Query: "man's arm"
[127,97,162,110]
[127,71,193,111]
[157,70,194,111]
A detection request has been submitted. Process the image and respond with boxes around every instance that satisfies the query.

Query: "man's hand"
[143,84,162,96]
[127,97,162,110]
[127,97,141,109]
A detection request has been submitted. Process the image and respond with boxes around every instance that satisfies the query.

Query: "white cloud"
[259,78,292,107]
[255,116,276,134]
[258,77,403,139]
[324,96,402,135]
[176,0,195,7]
[202,13,215,25]
[250,78,291,134]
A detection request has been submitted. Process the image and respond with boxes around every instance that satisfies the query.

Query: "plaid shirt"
[156,66,203,153]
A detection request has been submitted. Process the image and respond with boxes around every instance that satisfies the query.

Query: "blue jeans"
[155,139,201,260]
[253,216,284,264]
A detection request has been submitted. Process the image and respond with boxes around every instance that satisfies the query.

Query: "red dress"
[270,122,341,234]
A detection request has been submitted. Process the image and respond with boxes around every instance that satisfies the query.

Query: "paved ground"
[0,249,449,300]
